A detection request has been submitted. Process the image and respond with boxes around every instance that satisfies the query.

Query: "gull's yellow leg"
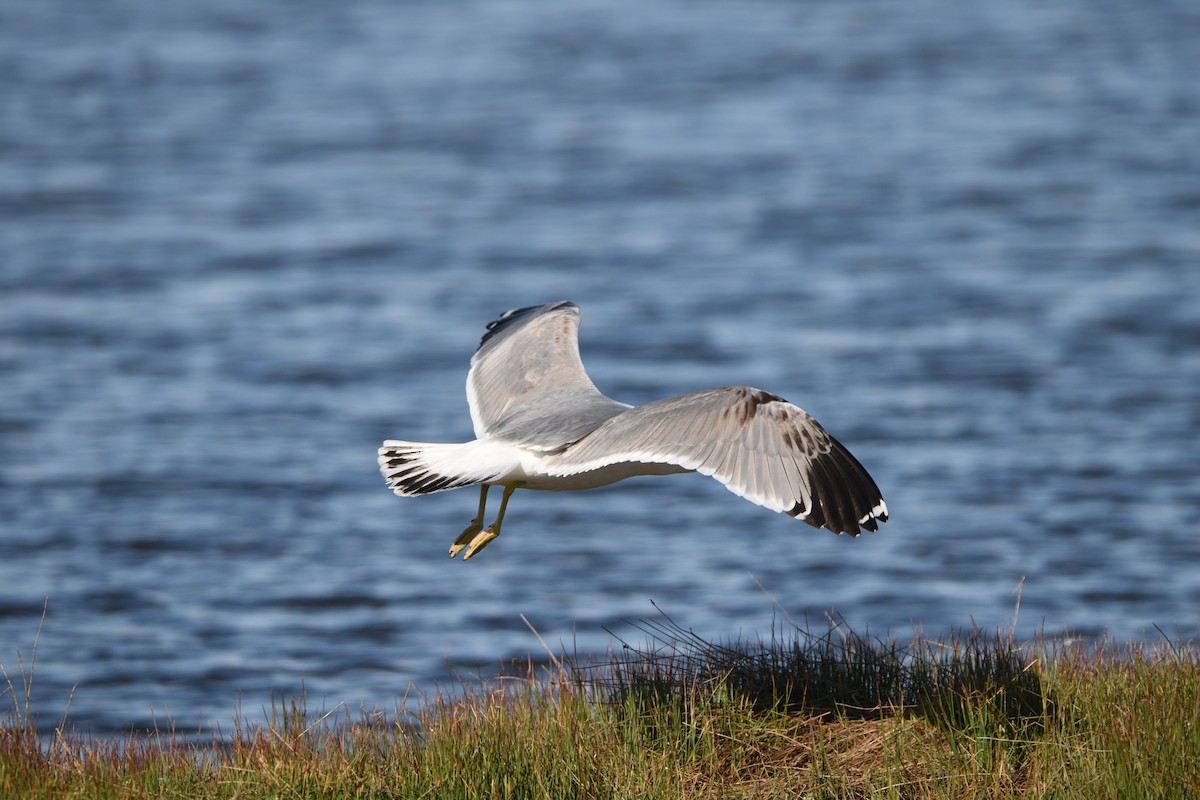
[449,485,489,558]
[463,482,522,560]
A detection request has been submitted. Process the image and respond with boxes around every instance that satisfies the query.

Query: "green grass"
[3,614,1198,799]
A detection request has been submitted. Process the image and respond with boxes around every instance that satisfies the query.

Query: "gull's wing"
[466,301,628,445]
[544,386,888,535]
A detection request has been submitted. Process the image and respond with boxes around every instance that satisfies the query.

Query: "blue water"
[2,0,1198,735]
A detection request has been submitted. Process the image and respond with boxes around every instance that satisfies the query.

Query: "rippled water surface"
[2,0,1198,734]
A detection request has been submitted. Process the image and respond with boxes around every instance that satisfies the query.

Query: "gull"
[379,301,888,560]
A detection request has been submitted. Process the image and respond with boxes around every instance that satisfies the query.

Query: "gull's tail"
[378,440,512,497]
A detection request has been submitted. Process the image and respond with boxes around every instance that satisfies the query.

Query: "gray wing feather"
[466,302,628,446]
[544,386,888,535]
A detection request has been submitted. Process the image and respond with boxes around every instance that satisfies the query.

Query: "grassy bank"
[3,616,1198,798]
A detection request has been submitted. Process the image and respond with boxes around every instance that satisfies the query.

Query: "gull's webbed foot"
[450,485,491,558]
[461,527,499,560]
[451,482,521,561]
[449,520,484,558]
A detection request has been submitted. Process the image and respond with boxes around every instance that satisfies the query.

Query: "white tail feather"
[377,439,516,496]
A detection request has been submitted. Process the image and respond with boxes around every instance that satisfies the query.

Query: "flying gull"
[379,301,888,559]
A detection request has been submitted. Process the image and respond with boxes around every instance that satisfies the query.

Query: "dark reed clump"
[571,608,1049,736]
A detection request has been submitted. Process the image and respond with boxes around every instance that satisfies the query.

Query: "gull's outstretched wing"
[466,301,629,447]
[544,386,888,535]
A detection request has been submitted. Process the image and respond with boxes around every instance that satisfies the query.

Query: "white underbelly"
[489,459,691,491]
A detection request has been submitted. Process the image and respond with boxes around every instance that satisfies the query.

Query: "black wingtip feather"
[796,437,886,537]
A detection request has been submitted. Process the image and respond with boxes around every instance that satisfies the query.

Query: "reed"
[3,613,1197,798]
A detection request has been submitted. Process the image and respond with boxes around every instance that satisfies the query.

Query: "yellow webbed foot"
[461,527,499,560]
[449,520,484,558]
